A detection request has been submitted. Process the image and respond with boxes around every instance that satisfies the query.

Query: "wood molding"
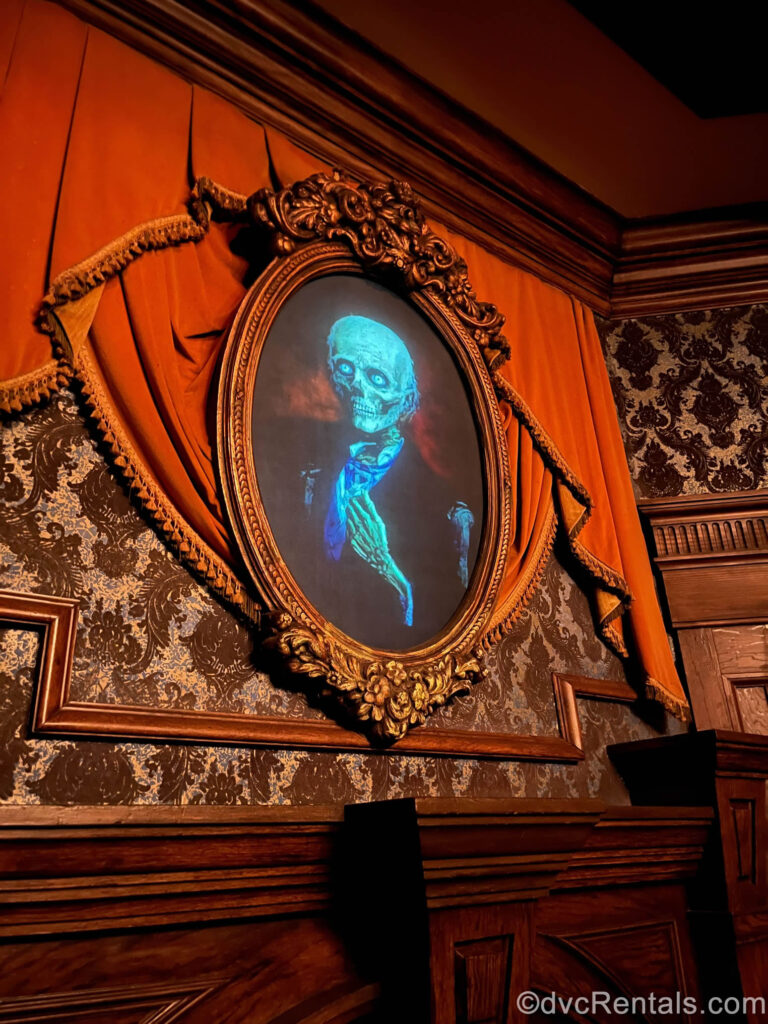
[638,490,768,628]
[613,208,768,317]
[52,0,768,318]
[552,672,638,752]
[31,679,585,763]
[0,799,713,1022]
[610,729,768,1006]
[0,804,343,936]
[17,592,597,762]
[561,806,714,890]
[345,798,712,1022]
[345,799,712,909]
[55,0,618,313]
[0,590,79,711]
[29,645,634,761]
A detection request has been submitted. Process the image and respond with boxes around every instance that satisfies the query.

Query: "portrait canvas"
[251,273,485,651]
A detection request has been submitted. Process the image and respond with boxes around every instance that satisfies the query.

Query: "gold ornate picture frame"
[217,173,512,741]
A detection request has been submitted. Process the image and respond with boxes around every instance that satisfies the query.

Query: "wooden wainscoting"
[0,799,714,1024]
[612,730,768,1020]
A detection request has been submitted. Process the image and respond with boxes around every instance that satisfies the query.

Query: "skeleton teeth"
[352,401,378,416]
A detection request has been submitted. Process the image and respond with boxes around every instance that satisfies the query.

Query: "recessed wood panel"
[454,937,512,1024]
[732,686,768,736]
[570,921,685,1000]
[712,626,768,678]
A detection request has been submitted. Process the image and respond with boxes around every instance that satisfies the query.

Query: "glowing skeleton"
[321,315,473,627]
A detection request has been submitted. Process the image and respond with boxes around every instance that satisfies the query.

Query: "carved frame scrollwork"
[218,171,512,741]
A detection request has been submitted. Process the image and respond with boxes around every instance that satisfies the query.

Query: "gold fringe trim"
[38,177,248,322]
[493,372,633,600]
[645,676,692,723]
[484,501,558,646]
[72,346,247,609]
[491,369,642,664]
[41,213,206,312]
[0,359,72,414]
[493,374,591,509]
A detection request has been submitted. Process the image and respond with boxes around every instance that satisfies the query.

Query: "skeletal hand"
[347,492,413,625]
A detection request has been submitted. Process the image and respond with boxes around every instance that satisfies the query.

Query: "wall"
[600,303,768,498]
[0,389,677,806]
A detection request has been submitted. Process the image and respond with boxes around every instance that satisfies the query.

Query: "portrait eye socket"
[335,360,355,377]
[367,369,389,389]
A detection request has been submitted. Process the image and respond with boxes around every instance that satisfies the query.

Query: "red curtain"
[0,0,688,718]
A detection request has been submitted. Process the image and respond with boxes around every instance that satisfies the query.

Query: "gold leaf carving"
[266,612,485,741]
[249,171,510,372]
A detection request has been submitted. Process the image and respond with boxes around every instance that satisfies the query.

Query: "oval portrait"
[250,272,485,651]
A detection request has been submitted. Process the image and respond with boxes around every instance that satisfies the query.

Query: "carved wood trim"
[0,590,79,721]
[639,491,768,564]
[52,0,768,317]
[552,673,638,752]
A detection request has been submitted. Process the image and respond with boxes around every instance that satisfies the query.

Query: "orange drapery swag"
[0,0,689,720]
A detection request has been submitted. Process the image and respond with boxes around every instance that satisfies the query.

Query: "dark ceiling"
[569,1,768,118]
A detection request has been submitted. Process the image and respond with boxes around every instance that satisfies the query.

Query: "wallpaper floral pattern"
[0,389,677,806]
[600,303,768,498]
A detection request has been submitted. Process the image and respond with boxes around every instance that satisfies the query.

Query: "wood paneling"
[52,0,768,317]
[611,730,768,1009]
[639,491,768,733]
[454,937,512,1024]
[0,980,222,1023]
[345,799,712,1023]
[0,801,714,1024]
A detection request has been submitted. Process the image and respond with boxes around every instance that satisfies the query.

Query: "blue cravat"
[324,438,403,561]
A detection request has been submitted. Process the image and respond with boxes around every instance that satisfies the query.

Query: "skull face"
[328,316,419,434]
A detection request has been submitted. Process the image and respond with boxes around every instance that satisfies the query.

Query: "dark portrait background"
[251,274,485,650]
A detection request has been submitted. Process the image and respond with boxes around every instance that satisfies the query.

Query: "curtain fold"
[0,0,688,719]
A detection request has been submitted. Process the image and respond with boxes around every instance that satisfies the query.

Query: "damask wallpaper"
[600,303,768,498]
[0,389,676,806]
